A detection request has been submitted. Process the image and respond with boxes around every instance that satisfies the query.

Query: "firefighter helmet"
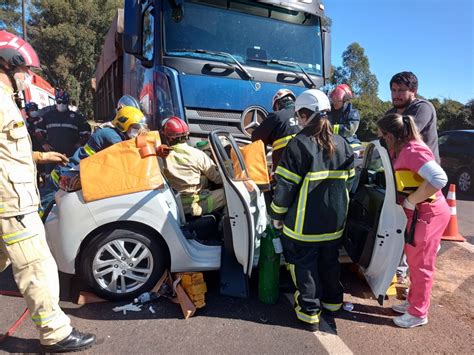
[25,101,39,113]
[162,116,189,141]
[112,106,146,132]
[272,89,296,111]
[55,89,70,104]
[295,89,331,114]
[0,30,40,69]
[329,84,353,103]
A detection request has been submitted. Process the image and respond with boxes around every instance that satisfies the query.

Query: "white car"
[45,133,406,304]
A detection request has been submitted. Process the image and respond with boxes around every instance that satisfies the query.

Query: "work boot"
[391,301,410,314]
[393,312,428,328]
[41,329,96,353]
[298,320,319,332]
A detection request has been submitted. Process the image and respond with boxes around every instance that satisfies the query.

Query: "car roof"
[440,130,474,135]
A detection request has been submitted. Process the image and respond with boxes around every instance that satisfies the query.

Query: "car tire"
[79,228,166,301]
[456,168,473,194]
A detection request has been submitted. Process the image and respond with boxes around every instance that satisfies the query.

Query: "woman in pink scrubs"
[377,113,450,328]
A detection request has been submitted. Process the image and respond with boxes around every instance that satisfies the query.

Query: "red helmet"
[329,84,353,103]
[0,30,40,69]
[163,116,189,141]
[272,89,296,111]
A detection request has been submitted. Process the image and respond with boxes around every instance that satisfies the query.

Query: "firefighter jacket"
[36,107,90,157]
[269,126,355,243]
[251,105,299,169]
[163,142,222,195]
[0,82,39,218]
[51,127,125,184]
[328,103,361,147]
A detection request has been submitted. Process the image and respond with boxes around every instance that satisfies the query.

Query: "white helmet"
[272,89,296,111]
[294,89,331,114]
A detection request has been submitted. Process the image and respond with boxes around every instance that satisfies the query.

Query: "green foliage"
[27,0,121,118]
[332,42,379,98]
[0,0,21,34]
[352,96,392,141]
[436,99,474,132]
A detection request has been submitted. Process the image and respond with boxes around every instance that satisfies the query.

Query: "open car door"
[209,131,267,298]
[344,140,407,305]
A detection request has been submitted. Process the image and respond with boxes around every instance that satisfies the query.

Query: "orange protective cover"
[231,140,270,190]
[80,131,164,202]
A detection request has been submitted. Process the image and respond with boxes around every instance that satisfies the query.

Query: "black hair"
[389,71,418,92]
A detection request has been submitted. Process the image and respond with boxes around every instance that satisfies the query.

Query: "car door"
[209,130,267,276]
[344,140,406,305]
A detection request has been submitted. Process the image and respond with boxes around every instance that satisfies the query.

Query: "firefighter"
[161,117,225,216]
[35,89,91,160]
[40,105,170,209]
[0,29,95,352]
[251,88,300,170]
[328,84,362,155]
[269,89,355,331]
[24,101,43,151]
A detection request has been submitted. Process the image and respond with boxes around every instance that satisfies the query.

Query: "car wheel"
[80,228,166,301]
[457,168,472,194]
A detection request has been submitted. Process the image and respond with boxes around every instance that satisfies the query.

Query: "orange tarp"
[80,131,164,202]
[231,140,270,191]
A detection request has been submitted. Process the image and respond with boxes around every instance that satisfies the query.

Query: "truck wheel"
[80,228,165,301]
[456,168,472,194]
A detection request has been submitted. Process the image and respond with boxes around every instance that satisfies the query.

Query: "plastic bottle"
[134,291,159,304]
[258,225,281,304]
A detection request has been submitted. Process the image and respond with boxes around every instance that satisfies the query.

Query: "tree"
[332,42,379,98]
[27,0,121,118]
[0,0,22,34]
[437,98,474,132]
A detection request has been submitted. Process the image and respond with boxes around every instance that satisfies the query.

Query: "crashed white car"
[45,132,406,304]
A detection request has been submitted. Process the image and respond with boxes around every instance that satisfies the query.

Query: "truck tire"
[80,228,166,301]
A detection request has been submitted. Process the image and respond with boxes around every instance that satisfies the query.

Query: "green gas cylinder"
[258,225,282,304]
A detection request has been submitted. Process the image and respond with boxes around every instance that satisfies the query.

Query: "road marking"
[313,318,353,355]
[457,241,474,253]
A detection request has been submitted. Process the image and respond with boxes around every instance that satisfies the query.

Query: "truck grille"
[186,108,245,137]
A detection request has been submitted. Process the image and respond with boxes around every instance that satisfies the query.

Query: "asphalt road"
[1,196,473,354]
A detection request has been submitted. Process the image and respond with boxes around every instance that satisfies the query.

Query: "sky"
[326,0,474,104]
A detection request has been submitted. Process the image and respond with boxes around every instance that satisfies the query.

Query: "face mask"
[379,137,388,150]
[127,127,140,139]
[14,72,32,91]
[56,104,68,112]
[29,111,39,118]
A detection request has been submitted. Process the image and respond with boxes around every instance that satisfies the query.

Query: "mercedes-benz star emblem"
[240,106,268,138]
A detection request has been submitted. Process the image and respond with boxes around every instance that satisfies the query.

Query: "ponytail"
[377,113,422,152]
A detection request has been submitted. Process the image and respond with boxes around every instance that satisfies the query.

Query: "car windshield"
[163,0,323,76]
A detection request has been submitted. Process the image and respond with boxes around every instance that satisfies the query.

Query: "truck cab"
[95,0,330,137]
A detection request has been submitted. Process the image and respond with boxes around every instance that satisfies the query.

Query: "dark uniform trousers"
[282,237,343,323]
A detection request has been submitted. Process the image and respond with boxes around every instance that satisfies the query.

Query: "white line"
[313,318,353,355]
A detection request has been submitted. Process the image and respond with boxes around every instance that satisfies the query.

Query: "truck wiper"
[168,49,254,80]
[251,58,316,88]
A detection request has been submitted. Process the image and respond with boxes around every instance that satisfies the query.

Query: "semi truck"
[94,0,331,137]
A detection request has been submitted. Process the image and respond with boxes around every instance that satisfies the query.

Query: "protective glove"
[273,220,283,230]
[33,151,69,165]
[403,196,416,211]
[156,144,173,158]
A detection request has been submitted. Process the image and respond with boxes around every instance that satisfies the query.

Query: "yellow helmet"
[112,106,146,132]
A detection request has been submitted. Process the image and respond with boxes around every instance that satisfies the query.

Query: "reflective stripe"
[275,166,302,184]
[2,228,36,245]
[0,203,4,213]
[270,201,288,214]
[295,305,320,324]
[46,123,78,130]
[350,143,362,149]
[283,225,345,243]
[322,302,343,312]
[31,311,59,326]
[306,169,355,181]
[288,264,297,287]
[181,194,201,205]
[295,178,310,234]
[50,170,60,184]
[333,124,340,135]
[83,144,95,156]
[272,134,296,151]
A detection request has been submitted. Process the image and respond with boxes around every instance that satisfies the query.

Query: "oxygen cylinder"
[258,225,282,304]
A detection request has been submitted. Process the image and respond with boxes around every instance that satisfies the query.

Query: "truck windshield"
[163,0,323,76]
